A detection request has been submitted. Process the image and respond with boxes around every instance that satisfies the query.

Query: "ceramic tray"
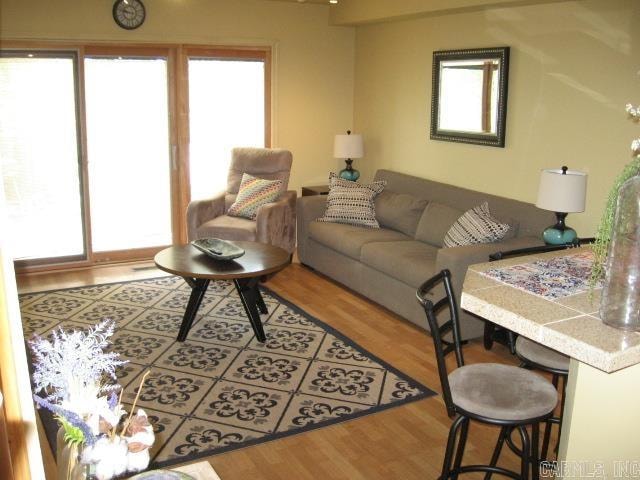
[190,238,245,261]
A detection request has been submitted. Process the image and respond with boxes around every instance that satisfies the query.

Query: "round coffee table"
[154,241,290,343]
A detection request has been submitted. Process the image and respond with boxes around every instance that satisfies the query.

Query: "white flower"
[60,376,101,417]
[97,398,126,431]
[30,320,127,403]
[81,436,128,480]
[632,138,640,155]
[126,449,150,473]
[123,408,154,473]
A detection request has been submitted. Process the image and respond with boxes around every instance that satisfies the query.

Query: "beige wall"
[330,0,568,26]
[0,0,356,190]
[354,0,639,235]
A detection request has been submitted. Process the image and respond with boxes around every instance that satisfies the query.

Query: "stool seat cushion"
[448,363,558,421]
[516,336,570,372]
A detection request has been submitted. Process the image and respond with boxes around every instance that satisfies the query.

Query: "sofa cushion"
[317,173,386,229]
[309,221,410,260]
[196,215,257,241]
[375,191,428,236]
[360,240,438,288]
[415,202,463,247]
[443,202,511,248]
[500,217,520,241]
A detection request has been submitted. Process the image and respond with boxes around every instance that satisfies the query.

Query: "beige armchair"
[186,147,296,254]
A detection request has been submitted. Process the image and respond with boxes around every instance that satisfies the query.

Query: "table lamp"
[334,130,363,181]
[535,166,587,245]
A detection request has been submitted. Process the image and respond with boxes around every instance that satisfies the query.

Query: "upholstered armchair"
[186,147,296,254]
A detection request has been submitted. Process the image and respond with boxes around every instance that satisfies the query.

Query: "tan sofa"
[297,169,551,339]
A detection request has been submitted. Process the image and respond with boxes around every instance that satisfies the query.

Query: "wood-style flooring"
[17,259,554,480]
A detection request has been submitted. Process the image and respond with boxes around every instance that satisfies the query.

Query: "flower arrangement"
[30,320,154,480]
[589,102,640,287]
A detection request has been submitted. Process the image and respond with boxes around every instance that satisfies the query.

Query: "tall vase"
[56,428,90,480]
[599,175,640,331]
[57,443,89,480]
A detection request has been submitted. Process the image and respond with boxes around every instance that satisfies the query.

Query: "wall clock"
[112,0,146,30]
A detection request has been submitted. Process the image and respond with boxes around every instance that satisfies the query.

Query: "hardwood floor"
[17,260,554,479]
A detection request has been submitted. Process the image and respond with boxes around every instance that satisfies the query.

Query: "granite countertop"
[461,247,640,373]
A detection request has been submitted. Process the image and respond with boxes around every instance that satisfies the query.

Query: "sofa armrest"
[256,190,297,254]
[296,195,328,263]
[435,236,545,302]
[186,192,226,241]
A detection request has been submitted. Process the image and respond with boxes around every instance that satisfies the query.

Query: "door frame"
[0,184,46,480]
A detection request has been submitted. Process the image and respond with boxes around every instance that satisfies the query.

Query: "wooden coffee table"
[154,241,290,343]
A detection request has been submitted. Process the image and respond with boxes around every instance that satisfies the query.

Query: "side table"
[154,242,290,343]
[301,185,329,196]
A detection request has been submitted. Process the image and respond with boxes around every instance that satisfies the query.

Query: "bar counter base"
[558,359,640,479]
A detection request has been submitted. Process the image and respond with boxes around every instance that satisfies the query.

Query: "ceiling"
[263,0,334,4]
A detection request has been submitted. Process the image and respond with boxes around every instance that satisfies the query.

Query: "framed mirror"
[430,47,510,147]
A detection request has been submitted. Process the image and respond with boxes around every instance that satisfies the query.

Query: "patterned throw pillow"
[227,173,283,220]
[316,173,386,228]
[443,202,510,247]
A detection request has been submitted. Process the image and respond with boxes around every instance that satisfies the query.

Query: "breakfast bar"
[461,247,640,478]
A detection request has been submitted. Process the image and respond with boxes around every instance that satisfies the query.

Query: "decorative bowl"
[190,238,245,261]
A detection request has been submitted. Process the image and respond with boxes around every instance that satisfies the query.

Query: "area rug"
[19,275,435,469]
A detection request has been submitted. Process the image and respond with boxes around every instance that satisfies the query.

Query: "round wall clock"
[112,0,146,30]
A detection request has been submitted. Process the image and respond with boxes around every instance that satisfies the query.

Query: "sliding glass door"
[84,53,173,255]
[0,44,270,269]
[0,52,86,263]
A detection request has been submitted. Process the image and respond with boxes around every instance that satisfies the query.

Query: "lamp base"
[339,158,360,182]
[543,226,577,245]
[542,212,577,245]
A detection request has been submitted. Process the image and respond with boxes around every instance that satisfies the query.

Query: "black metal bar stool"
[514,336,569,459]
[417,270,558,479]
[485,243,577,460]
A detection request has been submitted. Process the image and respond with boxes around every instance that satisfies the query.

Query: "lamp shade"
[536,167,587,213]
[334,133,363,159]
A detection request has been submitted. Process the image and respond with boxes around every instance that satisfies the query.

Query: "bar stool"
[515,337,569,459]
[485,243,575,460]
[417,270,558,479]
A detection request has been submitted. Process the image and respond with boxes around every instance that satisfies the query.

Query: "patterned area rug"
[20,275,435,469]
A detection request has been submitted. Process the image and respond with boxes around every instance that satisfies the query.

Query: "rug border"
[22,274,436,470]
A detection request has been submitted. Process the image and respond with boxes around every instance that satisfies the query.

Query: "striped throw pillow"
[317,173,386,228]
[443,202,510,247]
[227,173,283,220]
